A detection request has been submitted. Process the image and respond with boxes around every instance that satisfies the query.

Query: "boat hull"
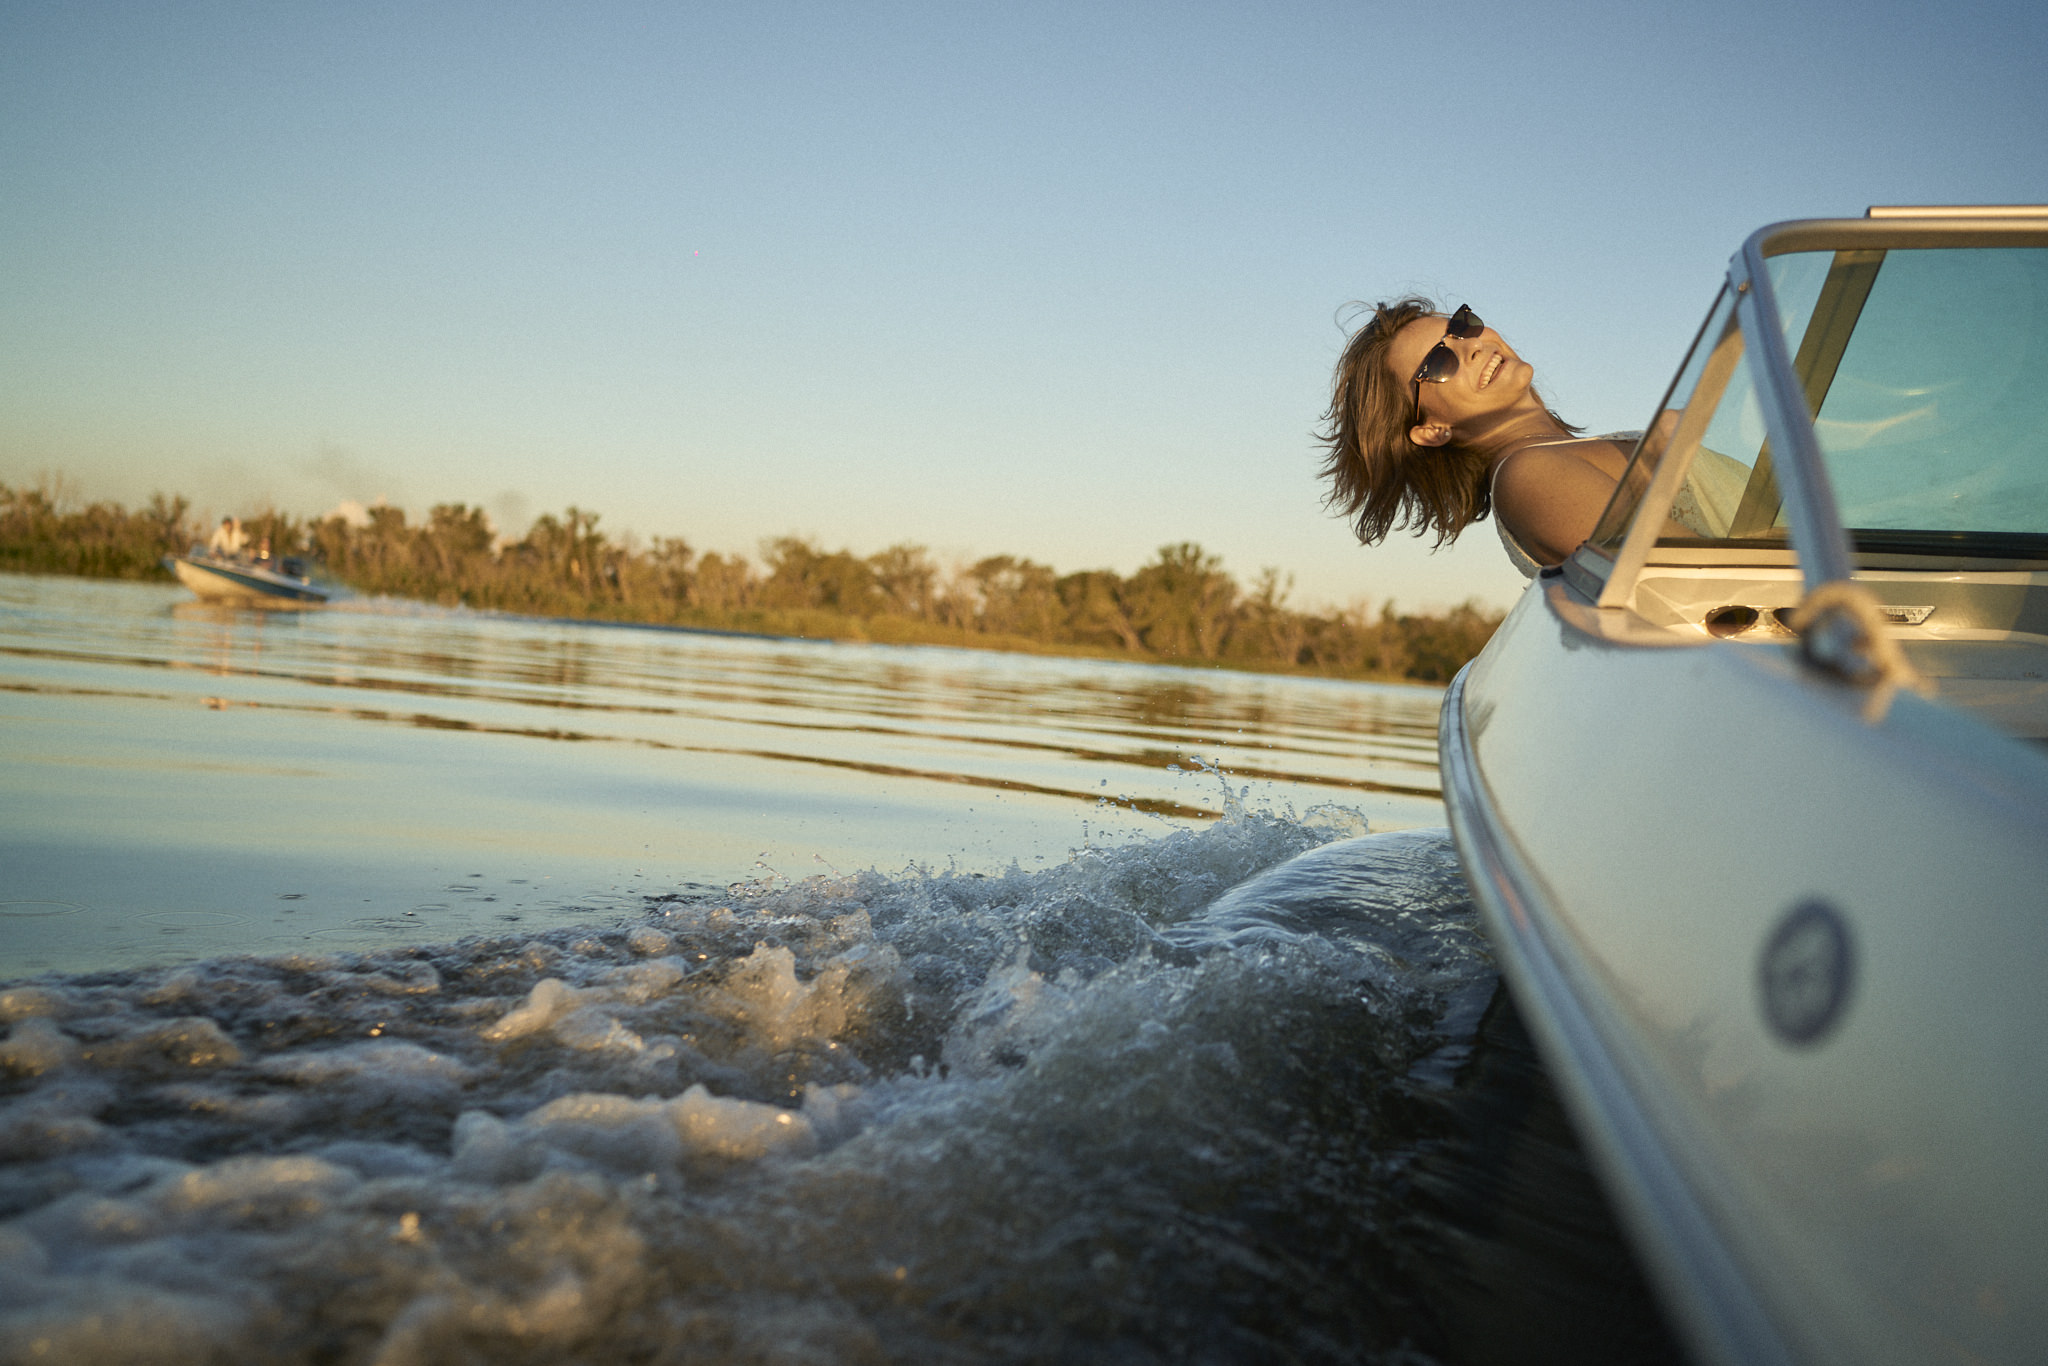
[1441,577,2048,1366]
[167,555,328,607]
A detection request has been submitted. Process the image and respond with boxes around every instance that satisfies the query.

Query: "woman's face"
[1386,310,1536,434]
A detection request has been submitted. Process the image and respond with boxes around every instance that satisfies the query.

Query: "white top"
[1495,500,1546,579]
[207,521,247,557]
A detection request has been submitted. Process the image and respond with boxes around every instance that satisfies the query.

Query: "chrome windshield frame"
[1728,235,1855,593]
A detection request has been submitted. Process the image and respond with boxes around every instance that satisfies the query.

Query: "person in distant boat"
[1319,298,1665,577]
[206,516,248,559]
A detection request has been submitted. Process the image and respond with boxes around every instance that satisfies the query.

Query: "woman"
[1318,298,1640,575]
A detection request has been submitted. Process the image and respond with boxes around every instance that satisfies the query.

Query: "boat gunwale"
[1438,655,1801,1366]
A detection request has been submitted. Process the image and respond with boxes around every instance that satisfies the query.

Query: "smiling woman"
[1318,297,1642,573]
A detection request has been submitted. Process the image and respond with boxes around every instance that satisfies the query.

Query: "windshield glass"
[1752,246,2048,552]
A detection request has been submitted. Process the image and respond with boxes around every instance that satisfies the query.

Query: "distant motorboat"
[164,552,330,607]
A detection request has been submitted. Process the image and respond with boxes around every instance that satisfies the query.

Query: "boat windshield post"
[1732,232,1858,593]
[1592,297,1747,610]
[1565,282,1742,609]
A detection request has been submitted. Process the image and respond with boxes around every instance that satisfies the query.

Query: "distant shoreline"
[495,604,1449,690]
[1,481,1501,685]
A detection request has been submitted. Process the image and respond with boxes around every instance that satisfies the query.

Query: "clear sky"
[4,0,2044,613]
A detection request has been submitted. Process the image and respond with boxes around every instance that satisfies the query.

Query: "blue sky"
[4,0,2044,611]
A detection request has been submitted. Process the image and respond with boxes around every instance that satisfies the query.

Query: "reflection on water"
[1,574,1442,975]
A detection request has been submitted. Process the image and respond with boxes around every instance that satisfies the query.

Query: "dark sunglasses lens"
[1446,305,1483,338]
[1415,342,1459,383]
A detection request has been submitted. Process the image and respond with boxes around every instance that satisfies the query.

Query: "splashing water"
[0,803,1678,1365]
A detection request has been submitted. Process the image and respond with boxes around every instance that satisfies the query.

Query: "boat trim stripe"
[1438,660,1800,1366]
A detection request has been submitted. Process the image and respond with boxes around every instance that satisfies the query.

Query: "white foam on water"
[0,802,1501,1364]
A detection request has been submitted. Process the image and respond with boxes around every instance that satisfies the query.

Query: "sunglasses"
[1409,304,1484,427]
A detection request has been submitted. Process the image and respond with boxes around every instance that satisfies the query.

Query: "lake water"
[0,573,1680,1364]
[2,574,1443,977]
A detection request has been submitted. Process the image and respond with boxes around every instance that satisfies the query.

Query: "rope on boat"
[1786,580,1931,723]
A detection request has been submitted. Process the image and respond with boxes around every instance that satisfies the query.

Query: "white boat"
[164,552,329,607]
[1438,207,2048,1366]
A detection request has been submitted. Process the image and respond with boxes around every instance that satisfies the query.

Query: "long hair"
[1316,296,1575,548]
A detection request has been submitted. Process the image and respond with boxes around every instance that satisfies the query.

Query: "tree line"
[0,480,1503,683]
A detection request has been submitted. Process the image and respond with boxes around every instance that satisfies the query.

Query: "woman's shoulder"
[1497,433,1638,486]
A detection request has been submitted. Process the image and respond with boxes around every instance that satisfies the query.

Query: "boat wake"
[0,803,1678,1364]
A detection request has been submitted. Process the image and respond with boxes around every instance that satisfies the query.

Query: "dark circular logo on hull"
[1759,900,1855,1046]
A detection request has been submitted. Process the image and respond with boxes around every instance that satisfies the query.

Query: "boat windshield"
[1597,246,2048,563]
[1770,246,2048,555]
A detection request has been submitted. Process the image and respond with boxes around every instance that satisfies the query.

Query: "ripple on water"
[137,911,247,929]
[0,903,87,919]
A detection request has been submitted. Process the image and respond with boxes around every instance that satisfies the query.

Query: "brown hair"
[1316,296,1575,548]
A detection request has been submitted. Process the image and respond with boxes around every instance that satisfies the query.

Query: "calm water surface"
[1,573,1440,976]
[0,573,1679,1365]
